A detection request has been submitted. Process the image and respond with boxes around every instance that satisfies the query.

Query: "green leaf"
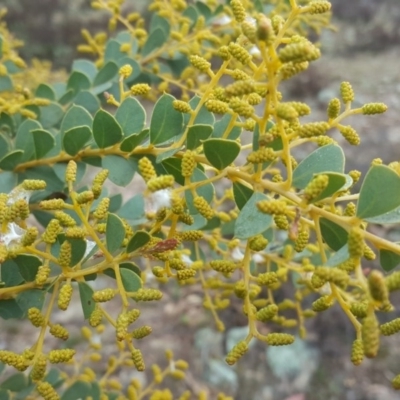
[380,248,400,272]
[252,121,274,151]
[127,231,151,253]
[82,156,102,167]
[90,82,113,96]
[365,205,400,224]
[69,238,87,267]
[31,129,55,159]
[102,155,137,186]
[0,150,23,170]
[150,14,170,36]
[160,157,184,185]
[0,373,28,392]
[234,192,273,239]
[104,262,141,280]
[0,299,23,319]
[109,193,123,212]
[319,218,348,251]
[16,289,46,316]
[0,76,12,92]
[120,129,148,152]
[0,171,17,193]
[44,368,65,388]
[35,83,56,100]
[121,268,142,293]
[93,109,123,148]
[67,71,91,94]
[293,145,345,189]
[93,61,119,86]
[326,245,349,267]
[61,105,93,134]
[0,389,10,400]
[187,124,213,150]
[58,89,75,105]
[185,96,215,126]
[104,39,126,62]
[78,282,95,319]
[308,172,347,203]
[212,114,241,139]
[142,28,167,57]
[118,194,145,222]
[14,254,42,282]
[32,210,52,228]
[186,168,215,215]
[0,134,9,160]
[183,5,199,23]
[61,380,92,400]
[195,1,212,19]
[74,91,101,114]
[39,102,64,129]
[106,213,126,252]
[203,139,240,170]
[115,97,146,136]
[357,165,400,219]
[156,148,182,164]
[150,93,184,145]
[72,59,97,82]
[63,125,92,156]
[15,118,42,161]
[233,181,254,210]
[0,112,15,136]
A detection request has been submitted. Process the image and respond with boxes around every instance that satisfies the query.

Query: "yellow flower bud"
[48,349,75,363]
[193,196,214,219]
[119,64,133,78]
[361,102,388,115]
[225,341,248,365]
[308,1,331,14]
[265,333,295,346]
[327,98,341,119]
[65,160,77,182]
[205,99,229,114]
[147,175,174,192]
[230,0,246,23]
[339,125,360,146]
[303,174,329,202]
[58,283,73,310]
[351,339,364,366]
[228,43,252,65]
[36,381,60,399]
[278,42,320,64]
[362,312,379,358]
[340,81,354,103]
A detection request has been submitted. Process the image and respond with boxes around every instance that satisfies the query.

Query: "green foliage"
[1,0,400,398]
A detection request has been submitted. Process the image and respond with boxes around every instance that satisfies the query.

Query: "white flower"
[7,187,32,205]
[181,254,193,266]
[319,282,332,296]
[249,45,261,57]
[145,189,171,214]
[0,222,26,247]
[231,247,244,261]
[212,15,232,26]
[252,253,265,264]
[84,240,97,258]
